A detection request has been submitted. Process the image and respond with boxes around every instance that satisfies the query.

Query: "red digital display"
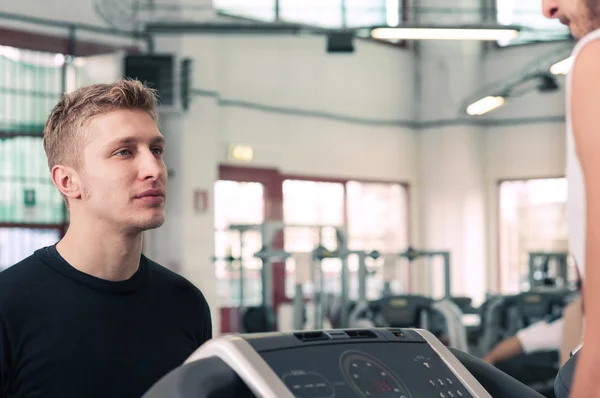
[374,380,392,392]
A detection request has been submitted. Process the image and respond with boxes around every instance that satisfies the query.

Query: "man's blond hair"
[43,78,159,171]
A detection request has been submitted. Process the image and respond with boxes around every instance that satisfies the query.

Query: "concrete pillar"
[414,0,487,304]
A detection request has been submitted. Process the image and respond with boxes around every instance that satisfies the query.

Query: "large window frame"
[496,176,574,293]
[213,0,411,49]
[216,164,411,332]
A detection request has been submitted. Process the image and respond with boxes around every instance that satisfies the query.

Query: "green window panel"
[0,47,63,134]
[0,136,64,224]
[0,46,66,225]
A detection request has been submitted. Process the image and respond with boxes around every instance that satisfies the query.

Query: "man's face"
[542,0,600,39]
[76,108,167,234]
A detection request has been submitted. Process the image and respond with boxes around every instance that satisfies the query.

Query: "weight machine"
[346,246,469,352]
[212,222,347,333]
[528,251,570,290]
[399,246,452,299]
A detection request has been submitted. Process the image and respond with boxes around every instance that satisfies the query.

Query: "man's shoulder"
[0,249,48,282]
[0,249,50,306]
[145,257,209,307]
[573,28,600,57]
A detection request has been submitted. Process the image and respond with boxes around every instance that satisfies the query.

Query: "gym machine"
[400,246,452,299]
[346,246,469,352]
[528,251,570,290]
[313,245,381,330]
[142,327,548,398]
[478,290,574,355]
[213,222,349,333]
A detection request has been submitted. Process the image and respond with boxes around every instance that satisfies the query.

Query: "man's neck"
[56,221,144,281]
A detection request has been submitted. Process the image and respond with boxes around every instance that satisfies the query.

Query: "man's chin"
[125,216,166,234]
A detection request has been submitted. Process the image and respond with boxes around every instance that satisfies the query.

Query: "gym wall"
[146,31,418,336]
[0,0,570,336]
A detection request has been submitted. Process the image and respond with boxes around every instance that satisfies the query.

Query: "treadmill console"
[251,329,473,398]
[171,328,492,398]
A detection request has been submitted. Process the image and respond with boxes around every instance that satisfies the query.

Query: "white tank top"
[566,28,600,279]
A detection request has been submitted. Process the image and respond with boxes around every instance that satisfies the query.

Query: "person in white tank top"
[543,1,600,396]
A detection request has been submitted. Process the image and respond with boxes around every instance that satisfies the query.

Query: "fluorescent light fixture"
[371,27,519,41]
[466,96,505,116]
[550,56,573,75]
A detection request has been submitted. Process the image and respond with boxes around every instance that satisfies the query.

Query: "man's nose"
[139,151,165,181]
[542,0,559,19]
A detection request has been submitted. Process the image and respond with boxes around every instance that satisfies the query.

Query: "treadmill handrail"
[185,335,295,398]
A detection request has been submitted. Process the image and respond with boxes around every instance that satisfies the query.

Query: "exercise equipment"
[350,294,470,352]
[554,347,578,398]
[241,306,277,334]
[213,222,345,333]
[477,290,575,396]
[528,251,570,290]
[142,327,546,398]
[478,290,573,354]
[314,247,381,330]
[400,246,452,298]
[347,246,469,352]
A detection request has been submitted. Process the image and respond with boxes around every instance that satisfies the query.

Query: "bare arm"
[560,296,583,366]
[482,335,523,365]
[569,39,600,398]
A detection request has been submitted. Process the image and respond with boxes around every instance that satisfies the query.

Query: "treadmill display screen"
[261,342,473,398]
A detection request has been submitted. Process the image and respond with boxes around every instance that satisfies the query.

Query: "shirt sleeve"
[196,293,212,345]
[516,318,564,354]
[202,302,213,342]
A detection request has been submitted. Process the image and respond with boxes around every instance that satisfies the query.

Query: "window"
[214,180,265,307]
[0,46,67,228]
[0,228,60,270]
[283,179,409,301]
[498,178,575,293]
[346,181,409,298]
[0,46,66,226]
[0,137,65,224]
[283,179,345,298]
[496,0,571,46]
[0,45,64,134]
[213,0,277,21]
[214,0,400,28]
[345,0,400,27]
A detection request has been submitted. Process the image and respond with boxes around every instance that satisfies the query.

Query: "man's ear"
[51,165,82,200]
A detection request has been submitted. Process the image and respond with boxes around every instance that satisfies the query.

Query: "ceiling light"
[371,27,519,41]
[550,56,573,75]
[466,96,505,116]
